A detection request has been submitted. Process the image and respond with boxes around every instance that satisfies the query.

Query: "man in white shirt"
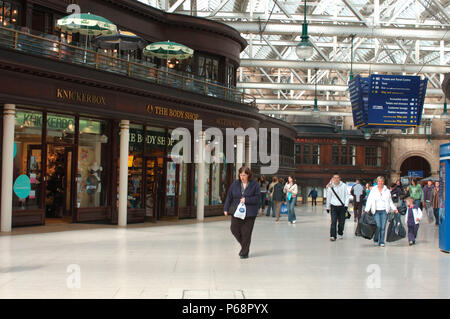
[326,174,349,241]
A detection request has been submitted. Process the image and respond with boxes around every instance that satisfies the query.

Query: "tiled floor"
[0,205,448,299]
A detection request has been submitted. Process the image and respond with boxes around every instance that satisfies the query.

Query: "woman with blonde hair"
[364,176,398,247]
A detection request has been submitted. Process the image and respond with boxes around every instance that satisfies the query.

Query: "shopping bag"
[234,203,246,220]
[386,213,406,242]
[426,204,435,224]
[280,203,288,215]
[359,212,377,240]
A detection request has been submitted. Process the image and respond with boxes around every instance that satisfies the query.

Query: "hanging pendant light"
[295,0,314,60]
[364,128,371,140]
[441,100,448,119]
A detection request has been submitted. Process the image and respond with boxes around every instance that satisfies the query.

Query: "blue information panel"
[349,77,364,127]
[349,74,427,129]
[408,170,423,178]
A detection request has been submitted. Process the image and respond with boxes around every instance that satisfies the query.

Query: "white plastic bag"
[234,202,246,220]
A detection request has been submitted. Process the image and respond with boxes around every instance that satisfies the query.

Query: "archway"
[400,156,431,178]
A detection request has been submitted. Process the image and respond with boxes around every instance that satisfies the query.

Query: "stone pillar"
[196,131,205,221]
[118,120,129,227]
[1,104,15,232]
[236,135,245,178]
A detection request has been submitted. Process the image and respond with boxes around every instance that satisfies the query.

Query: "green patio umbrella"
[57,13,118,62]
[57,13,117,36]
[143,41,194,61]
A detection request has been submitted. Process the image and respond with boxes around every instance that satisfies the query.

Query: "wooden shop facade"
[0,0,297,228]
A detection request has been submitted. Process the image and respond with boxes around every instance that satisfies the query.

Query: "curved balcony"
[0,25,256,107]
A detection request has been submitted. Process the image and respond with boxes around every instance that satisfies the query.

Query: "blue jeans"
[259,192,267,210]
[266,200,275,217]
[287,197,296,222]
[373,210,387,245]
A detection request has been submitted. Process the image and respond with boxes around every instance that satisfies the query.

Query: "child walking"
[405,197,423,246]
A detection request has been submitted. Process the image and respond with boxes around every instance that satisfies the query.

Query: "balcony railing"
[0,25,256,107]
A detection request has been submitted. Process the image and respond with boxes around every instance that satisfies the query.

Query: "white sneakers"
[338,235,344,239]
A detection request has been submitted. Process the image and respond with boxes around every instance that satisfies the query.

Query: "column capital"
[119,120,130,130]
[3,104,15,115]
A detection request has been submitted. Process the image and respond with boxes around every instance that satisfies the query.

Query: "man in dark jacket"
[308,188,318,206]
[422,180,435,211]
[271,177,285,222]
[224,167,261,259]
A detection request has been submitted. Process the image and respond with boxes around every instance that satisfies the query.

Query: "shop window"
[0,1,21,28]
[127,124,144,209]
[13,109,43,210]
[312,145,320,165]
[365,146,381,167]
[77,118,109,208]
[46,113,75,144]
[332,145,355,166]
[303,145,311,164]
[146,126,167,156]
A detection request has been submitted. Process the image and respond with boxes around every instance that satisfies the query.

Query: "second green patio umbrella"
[143,41,194,68]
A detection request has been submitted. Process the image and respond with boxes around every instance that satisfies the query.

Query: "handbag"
[330,186,351,219]
[287,192,292,201]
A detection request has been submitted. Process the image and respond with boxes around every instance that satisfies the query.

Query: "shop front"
[12,108,113,226]
[0,67,262,228]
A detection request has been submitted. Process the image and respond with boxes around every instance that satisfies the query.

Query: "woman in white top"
[284,176,298,224]
[364,176,398,247]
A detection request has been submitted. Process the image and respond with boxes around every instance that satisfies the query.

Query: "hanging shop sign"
[349,74,427,129]
[13,175,32,199]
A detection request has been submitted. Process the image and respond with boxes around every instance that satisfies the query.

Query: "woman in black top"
[224,166,261,259]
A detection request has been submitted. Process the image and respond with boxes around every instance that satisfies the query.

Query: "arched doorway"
[400,156,431,178]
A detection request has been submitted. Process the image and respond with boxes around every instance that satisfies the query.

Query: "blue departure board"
[348,74,427,129]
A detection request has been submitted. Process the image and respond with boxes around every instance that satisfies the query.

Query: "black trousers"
[330,205,346,238]
[312,197,317,205]
[230,216,256,256]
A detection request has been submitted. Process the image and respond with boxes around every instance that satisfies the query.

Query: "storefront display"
[13,109,42,210]
[77,118,109,208]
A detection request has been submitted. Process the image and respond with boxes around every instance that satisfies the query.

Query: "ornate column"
[118,120,129,227]
[1,104,15,232]
[235,135,245,177]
